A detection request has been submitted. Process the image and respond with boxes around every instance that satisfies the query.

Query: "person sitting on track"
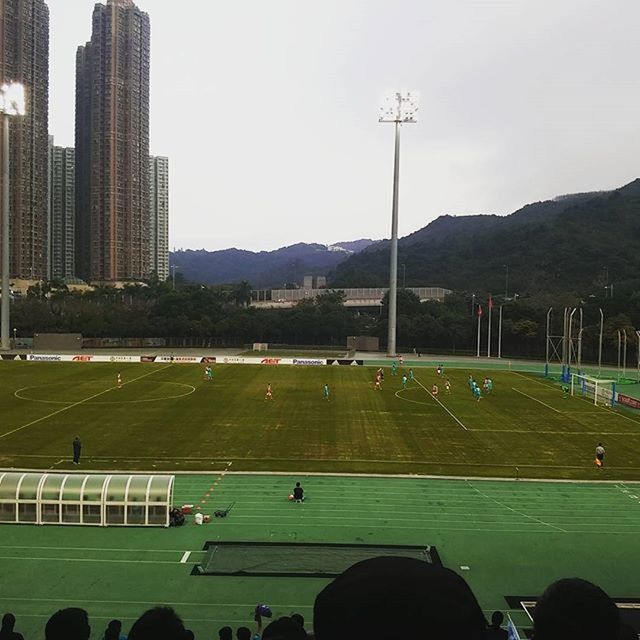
[293,482,304,503]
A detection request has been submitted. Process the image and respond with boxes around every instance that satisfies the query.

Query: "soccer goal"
[571,374,616,406]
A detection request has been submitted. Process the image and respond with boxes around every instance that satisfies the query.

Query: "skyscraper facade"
[0,0,50,280]
[75,0,150,282]
[149,155,169,281]
[49,142,75,280]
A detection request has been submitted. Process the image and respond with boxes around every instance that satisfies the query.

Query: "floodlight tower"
[379,91,418,357]
[0,82,26,351]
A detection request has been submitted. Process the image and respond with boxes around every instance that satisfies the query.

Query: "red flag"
[477,304,483,317]
[488,295,493,311]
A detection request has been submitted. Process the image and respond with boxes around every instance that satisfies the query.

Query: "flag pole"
[476,306,482,357]
[487,296,492,358]
[498,305,503,358]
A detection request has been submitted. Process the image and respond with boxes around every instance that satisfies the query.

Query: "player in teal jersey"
[409,368,414,381]
[473,385,482,402]
[391,361,398,376]
[323,383,330,400]
[401,374,408,389]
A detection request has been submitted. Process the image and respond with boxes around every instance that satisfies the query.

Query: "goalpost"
[570,374,617,406]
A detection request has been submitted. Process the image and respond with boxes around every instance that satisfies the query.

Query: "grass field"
[1,360,640,479]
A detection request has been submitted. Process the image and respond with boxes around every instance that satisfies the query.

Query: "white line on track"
[0,363,172,440]
[511,387,563,414]
[465,480,567,533]
[0,556,181,564]
[0,545,206,553]
[413,377,469,431]
[180,551,191,564]
[0,596,312,608]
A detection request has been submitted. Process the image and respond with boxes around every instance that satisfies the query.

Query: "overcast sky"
[47,0,640,252]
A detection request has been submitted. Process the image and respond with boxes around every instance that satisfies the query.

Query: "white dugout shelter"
[0,472,174,527]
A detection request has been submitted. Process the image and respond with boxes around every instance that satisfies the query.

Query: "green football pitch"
[1,360,640,479]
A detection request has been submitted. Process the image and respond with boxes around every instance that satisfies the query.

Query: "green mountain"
[331,180,640,296]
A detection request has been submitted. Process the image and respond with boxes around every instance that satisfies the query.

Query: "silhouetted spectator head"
[262,617,306,640]
[314,556,486,640]
[618,622,638,640]
[219,626,233,640]
[45,608,90,640]
[295,482,300,488]
[490,611,504,628]
[128,607,187,640]
[236,627,251,640]
[533,577,619,640]
[290,614,304,629]
[184,631,194,640]
[1,614,16,632]
[104,619,122,640]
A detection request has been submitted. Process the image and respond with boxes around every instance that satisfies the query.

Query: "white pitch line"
[413,377,468,431]
[0,365,172,440]
[511,371,640,426]
[180,551,191,564]
[511,387,563,414]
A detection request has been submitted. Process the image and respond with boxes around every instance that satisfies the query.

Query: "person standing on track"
[72,436,82,465]
[595,443,605,469]
[117,371,123,389]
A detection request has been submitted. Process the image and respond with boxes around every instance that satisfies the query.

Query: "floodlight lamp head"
[378,91,418,123]
[0,82,26,116]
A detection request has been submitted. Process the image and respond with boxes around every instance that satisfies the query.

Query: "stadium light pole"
[0,82,26,351]
[504,264,509,300]
[598,308,604,376]
[170,264,179,290]
[379,91,418,357]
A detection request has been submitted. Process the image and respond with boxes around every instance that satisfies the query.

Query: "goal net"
[570,374,616,406]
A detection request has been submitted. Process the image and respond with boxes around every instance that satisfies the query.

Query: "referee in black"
[72,436,82,465]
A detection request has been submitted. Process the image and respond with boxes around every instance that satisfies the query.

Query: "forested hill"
[170,240,375,287]
[331,180,640,296]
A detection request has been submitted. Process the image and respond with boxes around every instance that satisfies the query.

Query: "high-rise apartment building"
[149,155,169,281]
[75,0,150,282]
[48,140,75,280]
[0,0,50,280]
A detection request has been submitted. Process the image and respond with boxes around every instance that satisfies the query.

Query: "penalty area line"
[414,377,468,431]
[511,388,562,414]
[0,365,172,441]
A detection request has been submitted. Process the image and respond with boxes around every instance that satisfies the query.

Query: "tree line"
[12,277,638,364]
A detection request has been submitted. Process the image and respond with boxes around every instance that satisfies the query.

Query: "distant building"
[252,287,452,308]
[75,0,151,282]
[315,276,327,288]
[303,275,313,289]
[48,142,75,280]
[0,0,50,279]
[149,156,169,281]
